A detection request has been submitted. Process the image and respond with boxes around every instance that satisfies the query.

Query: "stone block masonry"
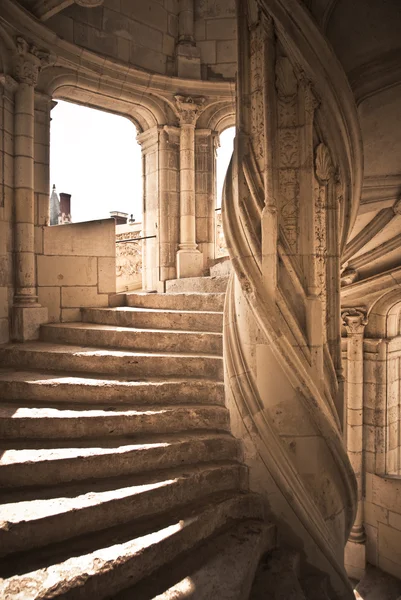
[36,219,116,322]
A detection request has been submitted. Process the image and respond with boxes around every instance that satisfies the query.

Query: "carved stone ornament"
[14,37,55,86]
[315,143,334,184]
[174,95,205,126]
[341,308,368,335]
[275,56,298,99]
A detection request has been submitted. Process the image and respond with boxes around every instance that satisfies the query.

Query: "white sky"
[50,100,234,223]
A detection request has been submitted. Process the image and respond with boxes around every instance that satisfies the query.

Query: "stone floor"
[353,565,401,600]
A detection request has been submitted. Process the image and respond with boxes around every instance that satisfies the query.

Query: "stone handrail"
[221,0,362,596]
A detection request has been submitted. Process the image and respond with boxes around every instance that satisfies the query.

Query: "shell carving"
[275,56,298,98]
[315,143,333,183]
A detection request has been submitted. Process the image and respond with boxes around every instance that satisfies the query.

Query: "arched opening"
[49,100,144,292]
[215,126,235,259]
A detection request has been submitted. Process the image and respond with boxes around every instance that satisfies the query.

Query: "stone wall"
[365,473,401,579]
[36,219,116,322]
[0,82,14,344]
[195,0,236,80]
[47,0,237,79]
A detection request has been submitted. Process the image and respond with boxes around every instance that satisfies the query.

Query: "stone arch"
[366,290,401,476]
[366,289,401,338]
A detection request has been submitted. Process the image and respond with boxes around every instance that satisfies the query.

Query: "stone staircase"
[0,275,279,599]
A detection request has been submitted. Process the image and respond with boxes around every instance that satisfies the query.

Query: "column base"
[177,249,203,278]
[12,305,48,342]
[345,539,366,581]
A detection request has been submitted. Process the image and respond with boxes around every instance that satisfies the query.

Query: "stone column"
[176,0,200,79]
[195,129,217,269]
[12,38,50,341]
[342,307,368,579]
[175,95,204,278]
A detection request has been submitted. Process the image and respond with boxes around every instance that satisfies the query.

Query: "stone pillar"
[175,95,205,278]
[159,126,180,286]
[137,126,160,291]
[12,38,50,341]
[342,307,368,579]
[176,0,200,79]
[195,129,217,269]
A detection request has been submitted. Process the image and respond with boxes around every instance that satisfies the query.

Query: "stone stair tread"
[0,432,238,466]
[124,519,275,600]
[0,492,262,599]
[0,402,229,439]
[0,402,228,418]
[0,461,242,524]
[0,342,222,360]
[42,322,223,336]
[0,368,224,386]
[89,306,223,315]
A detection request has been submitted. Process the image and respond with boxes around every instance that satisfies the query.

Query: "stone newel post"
[175,95,205,278]
[342,307,368,579]
[12,38,50,340]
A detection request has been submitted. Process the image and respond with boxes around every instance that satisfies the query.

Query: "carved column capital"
[315,143,334,185]
[341,308,368,335]
[13,37,55,87]
[174,95,205,126]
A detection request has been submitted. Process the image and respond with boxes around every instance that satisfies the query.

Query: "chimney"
[110,211,129,225]
[59,193,71,224]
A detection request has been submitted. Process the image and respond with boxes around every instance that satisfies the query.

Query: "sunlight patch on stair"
[154,576,196,598]
[0,442,170,464]
[7,407,176,418]
[1,478,177,523]
[0,520,185,600]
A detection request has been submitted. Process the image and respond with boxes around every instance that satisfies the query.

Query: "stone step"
[0,493,264,600]
[82,307,223,333]
[40,322,223,355]
[0,343,223,380]
[250,549,306,599]
[0,402,230,439]
[0,369,225,406]
[0,433,240,488]
[122,519,275,600]
[166,275,230,294]
[209,258,232,278]
[126,292,225,312]
[0,462,246,558]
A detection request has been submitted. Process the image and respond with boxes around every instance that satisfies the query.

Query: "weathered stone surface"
[41,322,222,354]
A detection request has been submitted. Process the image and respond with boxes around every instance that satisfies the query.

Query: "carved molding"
[341,307,368,335]
[33,0,103,21]
[315,143,334,184]
[343,205,398,264]
[174,95,205,126]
